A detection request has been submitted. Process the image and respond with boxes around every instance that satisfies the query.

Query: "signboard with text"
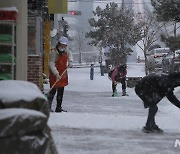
[48,0,67,14]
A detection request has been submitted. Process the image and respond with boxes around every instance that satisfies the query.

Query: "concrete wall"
[0,0,27,80]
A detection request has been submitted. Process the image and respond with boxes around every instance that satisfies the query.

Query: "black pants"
[146,105,158,128]
[48,87,64,109]
[112,78,126,93]
[135,85,158,127]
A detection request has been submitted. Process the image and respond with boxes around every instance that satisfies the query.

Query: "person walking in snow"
[135,72,180,133]
[48,36,73,112]
[90,63,94,80]
[110,64,127,96]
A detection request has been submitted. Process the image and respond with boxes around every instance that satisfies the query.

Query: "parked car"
[162,49,180,73]
[146,48,170,71]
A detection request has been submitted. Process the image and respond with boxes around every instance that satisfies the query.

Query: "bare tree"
[76,26,84,64]
[74,26,96,64]
[136,11,166,75]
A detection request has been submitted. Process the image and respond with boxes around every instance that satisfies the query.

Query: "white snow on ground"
[47,62,180,153]
[48,63,180,130]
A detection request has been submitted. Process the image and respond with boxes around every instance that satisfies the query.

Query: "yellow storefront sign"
[48,0,67,14]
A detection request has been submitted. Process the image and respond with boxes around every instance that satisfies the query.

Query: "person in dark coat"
[111,64,127,96]
[135,72,180,133]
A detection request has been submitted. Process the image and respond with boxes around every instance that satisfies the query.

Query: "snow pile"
[0,80,46,102]
[0,80,49,116]
[0,7,18,12]
[0,80,57,154]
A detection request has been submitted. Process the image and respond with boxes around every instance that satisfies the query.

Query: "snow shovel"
[44,68,67,97]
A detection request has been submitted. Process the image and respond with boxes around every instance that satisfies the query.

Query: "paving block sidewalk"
[48,90,180,154]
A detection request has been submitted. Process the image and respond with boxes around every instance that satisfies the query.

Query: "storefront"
[0,0,28,80]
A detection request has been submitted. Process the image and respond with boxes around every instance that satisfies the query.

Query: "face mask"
[58,47,65,52]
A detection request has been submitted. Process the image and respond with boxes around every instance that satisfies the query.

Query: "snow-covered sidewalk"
[47,63,180,154]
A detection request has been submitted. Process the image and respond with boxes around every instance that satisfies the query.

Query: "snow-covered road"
[47,63,180,154]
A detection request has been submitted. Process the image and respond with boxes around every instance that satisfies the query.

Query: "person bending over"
[111,64,127,96]
[135,72,180,133]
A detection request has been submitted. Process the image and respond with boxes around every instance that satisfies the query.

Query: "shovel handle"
[48,68,67,93]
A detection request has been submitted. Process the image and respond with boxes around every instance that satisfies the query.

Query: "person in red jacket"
[111,64,127,96]
[48,36,73,112]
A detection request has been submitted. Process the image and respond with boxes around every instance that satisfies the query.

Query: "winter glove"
[55,73,61,81]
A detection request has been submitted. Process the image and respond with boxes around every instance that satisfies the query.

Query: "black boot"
[151,125,163,133]
[55,97,67,112]
[55,107,62,112]
[55,107,67,112]
[142,124,163,133]
[55,94,63,112]
[143,106,163,133]
[55,87,67,112]
[122,89,127,96]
